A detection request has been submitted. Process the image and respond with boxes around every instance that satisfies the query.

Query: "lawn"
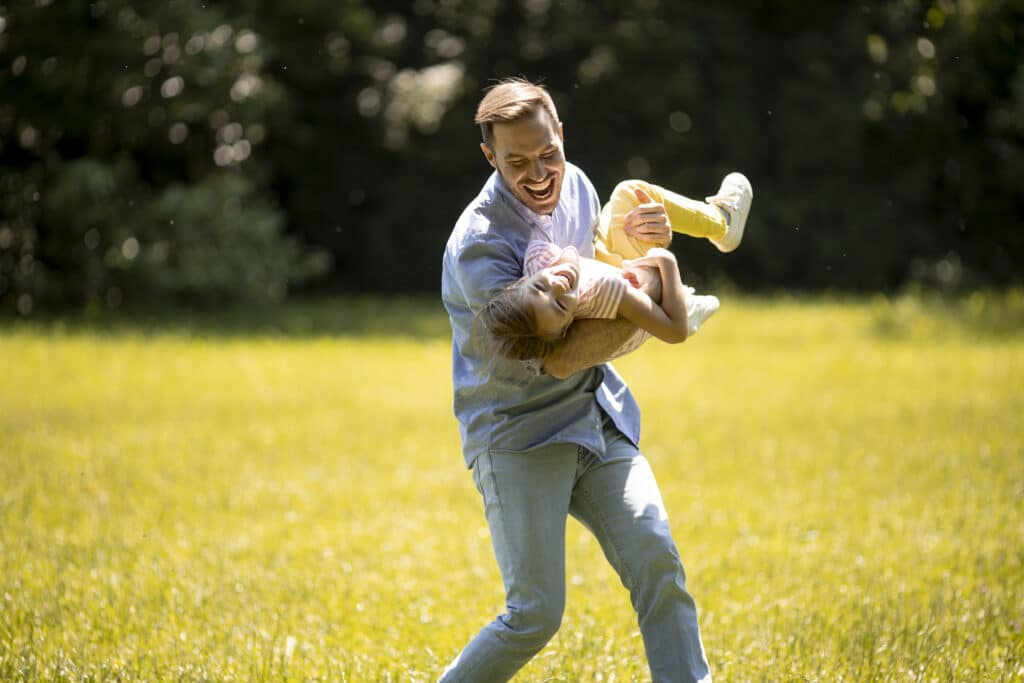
[2,294,1022,682]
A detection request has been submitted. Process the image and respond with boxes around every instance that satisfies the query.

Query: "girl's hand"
[621,263,662,302]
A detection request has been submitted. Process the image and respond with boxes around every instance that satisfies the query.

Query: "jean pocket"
[471,452,493,498]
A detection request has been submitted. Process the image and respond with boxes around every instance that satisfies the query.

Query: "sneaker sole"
[710,172,752,253]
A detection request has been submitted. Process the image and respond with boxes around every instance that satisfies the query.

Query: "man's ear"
[480,142,497,170]
[558,122,564,144]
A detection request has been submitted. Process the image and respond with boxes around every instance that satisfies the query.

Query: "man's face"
[481,108,565,216]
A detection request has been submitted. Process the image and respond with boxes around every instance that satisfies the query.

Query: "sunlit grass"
[2,295,1022,682]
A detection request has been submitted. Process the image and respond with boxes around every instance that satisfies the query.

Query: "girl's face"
[523,246,580,341]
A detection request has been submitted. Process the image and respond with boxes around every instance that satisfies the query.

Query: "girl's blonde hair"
[477,279,561,361]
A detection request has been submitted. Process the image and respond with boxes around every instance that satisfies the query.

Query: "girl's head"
[479,247,581,360]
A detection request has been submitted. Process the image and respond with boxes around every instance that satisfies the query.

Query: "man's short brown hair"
[474,77,560,149]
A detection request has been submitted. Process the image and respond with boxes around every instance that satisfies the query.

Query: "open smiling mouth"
[553,266,577,291]
[523,176,556,202]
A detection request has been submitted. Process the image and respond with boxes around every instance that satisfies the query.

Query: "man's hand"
[622,188,672,247]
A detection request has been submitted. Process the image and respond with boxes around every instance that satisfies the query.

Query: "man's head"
[475,78,565,216]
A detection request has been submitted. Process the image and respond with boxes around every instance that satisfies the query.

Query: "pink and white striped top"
[524,239,628,320]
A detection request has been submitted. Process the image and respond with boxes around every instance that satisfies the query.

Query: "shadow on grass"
[0,296,453,341]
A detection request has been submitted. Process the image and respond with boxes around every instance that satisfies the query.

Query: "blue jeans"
[439,417,711,683]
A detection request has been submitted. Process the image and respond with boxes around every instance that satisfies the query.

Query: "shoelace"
[706,190,740,226]
[707,191,740,213]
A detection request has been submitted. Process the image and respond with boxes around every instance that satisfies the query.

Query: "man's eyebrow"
[503,143,557,160]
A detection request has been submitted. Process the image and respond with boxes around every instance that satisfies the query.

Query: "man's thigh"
[472,444,580,594]
[568,426,676,588]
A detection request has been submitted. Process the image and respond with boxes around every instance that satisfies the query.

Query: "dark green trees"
[1,1,1020,313]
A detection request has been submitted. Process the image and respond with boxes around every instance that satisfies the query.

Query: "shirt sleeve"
[450,236,547,376]
[583,274,627,319]
[451,238,522,311]
[606,329,651,361]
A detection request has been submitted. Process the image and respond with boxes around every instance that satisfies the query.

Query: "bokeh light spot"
[121,85,143,107]
[160,76,184,98]
[168,122,188,144]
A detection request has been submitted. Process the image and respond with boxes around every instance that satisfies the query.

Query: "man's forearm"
[542,263,663,379]
[542,317,642,379]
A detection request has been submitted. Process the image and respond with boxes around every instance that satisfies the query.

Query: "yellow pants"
[594,179,727,267]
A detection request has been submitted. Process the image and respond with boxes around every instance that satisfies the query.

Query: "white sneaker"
[706,172,753,253]
[686,291,720,337]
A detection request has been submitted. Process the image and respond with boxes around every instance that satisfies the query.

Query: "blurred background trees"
[1,0,1021,313]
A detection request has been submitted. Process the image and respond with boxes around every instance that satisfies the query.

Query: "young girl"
[479,173,751,362]
[479,241,718,361]
[479,171,753,360]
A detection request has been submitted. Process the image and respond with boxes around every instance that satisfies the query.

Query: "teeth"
[527,178,553,195]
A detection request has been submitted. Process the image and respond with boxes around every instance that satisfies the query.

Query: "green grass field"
[2,295,1022,682]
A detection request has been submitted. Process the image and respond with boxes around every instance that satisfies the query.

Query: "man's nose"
[527,159,545,181]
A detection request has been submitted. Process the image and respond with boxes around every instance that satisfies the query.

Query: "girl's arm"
[616,248,689,343]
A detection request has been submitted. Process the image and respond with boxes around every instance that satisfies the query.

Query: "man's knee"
[645,539,687,585]
[629,523,688,588]
[502,598,565,650]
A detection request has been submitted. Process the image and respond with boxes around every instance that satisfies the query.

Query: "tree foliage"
[0,0,327,313]
[0,0,1020,312]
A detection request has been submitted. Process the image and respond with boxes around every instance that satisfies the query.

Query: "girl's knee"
[611,179,646,204]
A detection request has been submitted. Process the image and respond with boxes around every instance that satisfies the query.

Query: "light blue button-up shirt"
[441,161,642,468]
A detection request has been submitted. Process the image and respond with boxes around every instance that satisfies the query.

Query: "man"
[439,78,712,682]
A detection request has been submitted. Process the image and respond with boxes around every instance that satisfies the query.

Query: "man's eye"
[556,300,566,311]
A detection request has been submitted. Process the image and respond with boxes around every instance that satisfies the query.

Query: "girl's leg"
[595,179,727,266]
